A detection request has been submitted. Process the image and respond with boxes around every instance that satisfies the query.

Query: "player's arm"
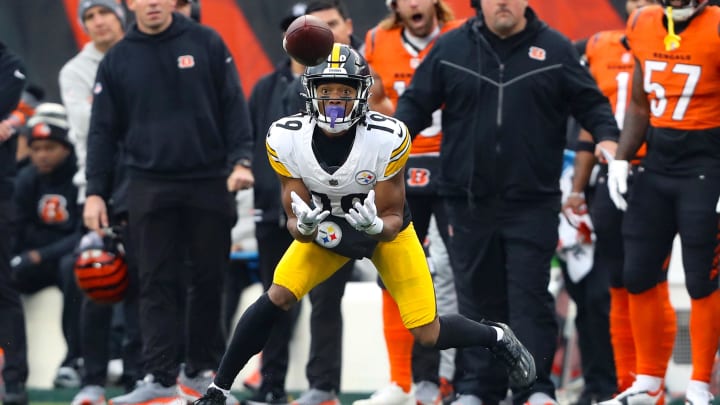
[564,129,596,213]
[616,60,649,160]
[279,175,316,243]
[368,169,406,242]
[572,129,597,194]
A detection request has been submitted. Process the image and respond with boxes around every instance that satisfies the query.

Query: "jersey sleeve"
[265,119,301,178]
[380,122,411,180]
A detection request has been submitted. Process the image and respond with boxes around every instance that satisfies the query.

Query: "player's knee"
[267,284,298,311]
[410,318,440,347]
[685,275,717,300]
[623,271,657,295]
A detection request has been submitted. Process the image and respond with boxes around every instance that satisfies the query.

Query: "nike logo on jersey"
[13,69,25,80]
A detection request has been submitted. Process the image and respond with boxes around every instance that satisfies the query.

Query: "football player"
[359,1,464,404]
[602,1,720,404]
[564,0,677,402]
[194,44,536,405]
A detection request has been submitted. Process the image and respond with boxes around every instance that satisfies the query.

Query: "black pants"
[445,198,558,405]
[11,252,82,367]
[81,219,142,389]
[0,199,28,389]
[128,178,234,386]
[623,169,720,299]
[255,221,353,393]
[406,193,451,384]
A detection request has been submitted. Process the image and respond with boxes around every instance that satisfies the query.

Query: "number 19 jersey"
[265,112,412,258]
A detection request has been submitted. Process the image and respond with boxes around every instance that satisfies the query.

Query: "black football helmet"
[661,0,708,21]
[302,43,373,134]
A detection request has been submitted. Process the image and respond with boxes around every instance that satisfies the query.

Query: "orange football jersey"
[364,20,464,155]
[626,5,720,130]
[585,30,646,159]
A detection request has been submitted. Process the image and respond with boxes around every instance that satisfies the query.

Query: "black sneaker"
[3,383,29,405]
[194,387,228,405]
[244,389,289,405]
[483,320,536,390]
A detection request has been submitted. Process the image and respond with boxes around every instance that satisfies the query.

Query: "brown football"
[282,15,334,67]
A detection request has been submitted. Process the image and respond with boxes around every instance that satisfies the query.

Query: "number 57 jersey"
[626,4,720,175]
[265,112,412,258]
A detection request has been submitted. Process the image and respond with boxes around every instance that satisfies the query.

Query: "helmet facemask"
[662,0,707,21]
[302,43,373,134]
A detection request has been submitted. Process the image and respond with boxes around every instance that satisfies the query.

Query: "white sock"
[633,374,663,392]
[492,326,504,341]
[209,382,230,397]
[687,380,710,394]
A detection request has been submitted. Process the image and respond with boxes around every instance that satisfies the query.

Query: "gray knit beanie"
[78,0,126,29]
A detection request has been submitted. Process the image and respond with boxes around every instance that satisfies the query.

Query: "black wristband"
[575,140,595,153]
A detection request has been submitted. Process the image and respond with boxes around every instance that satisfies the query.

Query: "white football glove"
[345,190,384,235]
[607,160,630,211]
[716,195,720,214]
[291,191,330,236]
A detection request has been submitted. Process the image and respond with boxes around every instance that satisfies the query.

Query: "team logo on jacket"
[93,82,102,95]
[178,55,195,69]
[355,170,376,185]
[315,221,342,248]
[528,46,546,61]
[38,194,69,224]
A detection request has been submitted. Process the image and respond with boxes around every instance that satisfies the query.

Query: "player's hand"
[607,160,629,211]
[716,195,720,214]
[345,190,384,235]
[227,165,254,192]
[291,191,330,236]
[0,119,14,142]
[563,192,587,216]
[83,195,109,233]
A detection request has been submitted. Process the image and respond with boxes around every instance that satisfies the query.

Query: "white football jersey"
[266,112,410,217]
[265,112,411,258]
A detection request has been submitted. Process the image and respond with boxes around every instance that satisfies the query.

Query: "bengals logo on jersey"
[38,194,69,224]
[407,168,430,187]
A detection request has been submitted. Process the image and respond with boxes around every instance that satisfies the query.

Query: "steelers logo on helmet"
[661,0,708,21]
[315,221,343,248]
[302,43,374,134]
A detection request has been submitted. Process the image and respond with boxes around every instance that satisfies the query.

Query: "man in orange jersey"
[602,1,720,404]
[356,1,463,404]
[563,2,678,404]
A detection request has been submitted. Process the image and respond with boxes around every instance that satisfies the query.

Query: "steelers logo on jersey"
[355,170,376,185]
[315,221,343,248]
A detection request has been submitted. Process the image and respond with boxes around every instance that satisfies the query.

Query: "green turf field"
[24,388,371,404]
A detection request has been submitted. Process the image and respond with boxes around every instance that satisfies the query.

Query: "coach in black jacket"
[0,41,29,405]
[84,3,254,401]
[395,2,618,405]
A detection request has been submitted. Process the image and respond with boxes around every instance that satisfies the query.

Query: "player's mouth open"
[411,13,423,22]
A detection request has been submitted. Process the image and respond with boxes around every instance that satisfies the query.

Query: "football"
[282,15,335,66]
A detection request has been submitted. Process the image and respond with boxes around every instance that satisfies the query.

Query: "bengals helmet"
[661,0,708,21]
[74,229,128,304]
[302,43,373,134]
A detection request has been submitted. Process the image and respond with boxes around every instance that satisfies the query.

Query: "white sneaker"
[598,382,664,405]
[72,385,106,405]
[450,394,482,405]
[352,383,415,405]
[686,380,714,405]
[524,393,558,405]
[415,381,441,405]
